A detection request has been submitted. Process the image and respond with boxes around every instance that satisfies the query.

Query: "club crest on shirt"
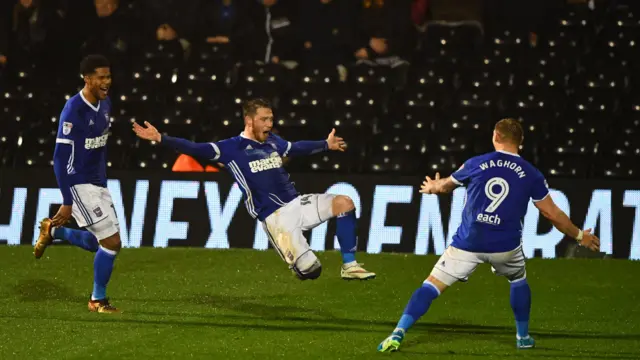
[62,122,73,135]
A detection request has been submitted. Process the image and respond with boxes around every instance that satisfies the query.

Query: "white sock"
[516,334,530,340]
[50,226,57,238]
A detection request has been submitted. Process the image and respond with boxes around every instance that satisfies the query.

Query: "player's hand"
[579,228,600,252]
[419,172,441,194]
[51,205,72,227]
[326,128,346,152]
[132,121,162,142]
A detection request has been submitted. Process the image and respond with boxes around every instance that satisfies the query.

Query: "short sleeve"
[268,133,292,157]
[450,159,474,186]
[56,106,83,144]
[209,138,237,164]
[531,171,550,202]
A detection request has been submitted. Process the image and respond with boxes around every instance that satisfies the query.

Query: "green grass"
[0,246,639,360]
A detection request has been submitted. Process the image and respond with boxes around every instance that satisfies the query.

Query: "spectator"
[411,0,429,30]
[298,0,358,68]
[0,23,7,69]
[198,0,253,62]
[81,0,138,76]
[247,0,300,65]
[353,0,415,67]
[10,0,64,70]
[0,0,10,70]
[138,0,201,48]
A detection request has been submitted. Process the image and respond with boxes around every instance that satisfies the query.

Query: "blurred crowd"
[0,0,567,80]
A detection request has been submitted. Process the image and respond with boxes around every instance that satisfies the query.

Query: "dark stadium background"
[1,0,639,259]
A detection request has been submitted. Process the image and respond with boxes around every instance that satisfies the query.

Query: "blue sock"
[92,246,117,300]
[510,278,531,339]
[53,227,99,252]
[395,281,440,332]
[336,211,357,264]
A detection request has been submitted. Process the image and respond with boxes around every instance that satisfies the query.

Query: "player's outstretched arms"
[132,121,216,159]
[419,172,457,195]
[535,196,600,251]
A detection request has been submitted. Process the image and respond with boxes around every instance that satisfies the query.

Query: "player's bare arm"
[419,172,457,195]
[534,196,600,251]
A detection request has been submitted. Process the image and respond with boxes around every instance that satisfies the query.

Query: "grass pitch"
[0,245,639,360]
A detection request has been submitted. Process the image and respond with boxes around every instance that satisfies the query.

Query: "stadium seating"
[1,2,638,179]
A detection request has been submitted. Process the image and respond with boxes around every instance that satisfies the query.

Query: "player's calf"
[331,196,376,280]
[378,277,446,352]
[89,231,121,312]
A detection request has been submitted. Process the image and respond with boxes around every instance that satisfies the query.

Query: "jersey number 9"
[484,177,510,213]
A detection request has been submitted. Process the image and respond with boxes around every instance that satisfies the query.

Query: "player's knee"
[99,232,121,253]
[333,195,355,215]
[506,268,526,282]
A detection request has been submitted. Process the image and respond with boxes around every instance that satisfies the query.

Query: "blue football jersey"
[55,92,111,187]
[211,133,299,221]
[450,150,549,253]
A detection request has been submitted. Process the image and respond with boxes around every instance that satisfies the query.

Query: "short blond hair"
[495,118,524,146]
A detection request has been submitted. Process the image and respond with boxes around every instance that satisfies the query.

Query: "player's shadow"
[146,293,339,320]
[400,349,640,360]
[128,295,640,343]
[10,279,85,303]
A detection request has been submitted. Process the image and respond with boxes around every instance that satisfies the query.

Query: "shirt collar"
[240,131,265,144]
[496,149,520,157]
[79,91,100,112]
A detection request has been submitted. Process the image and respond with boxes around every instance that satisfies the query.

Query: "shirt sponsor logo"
[85,134,109,149]
[249,152,283,173]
